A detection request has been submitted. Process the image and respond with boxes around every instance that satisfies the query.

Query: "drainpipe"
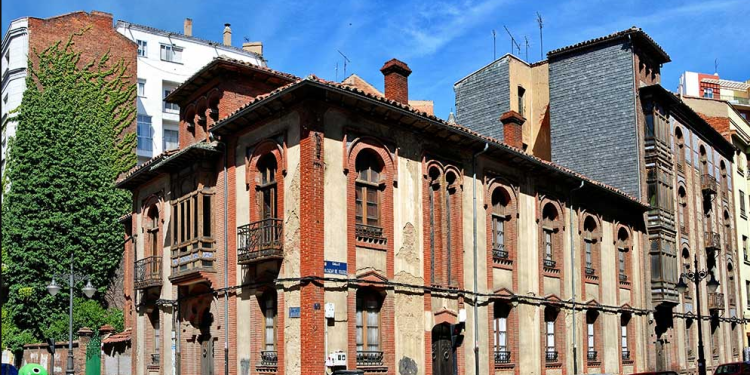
[223,140,230,375]
[569,181,584,375]
[472,143,489,375]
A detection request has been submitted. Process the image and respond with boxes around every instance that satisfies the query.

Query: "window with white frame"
[704,87,714,99]
[587,322,595,354]
[546,321,555,352]
[493,303,509,354]
[137,80,146,97]
[163,87,179,112]
[160,44,183,63]
[137,39,147,57]
[137,114,153,152]
[163,127,179,151]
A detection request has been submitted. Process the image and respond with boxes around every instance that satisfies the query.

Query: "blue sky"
[3,0,748,119]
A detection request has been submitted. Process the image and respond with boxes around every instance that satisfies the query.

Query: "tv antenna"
[504,25,521,56]
[536,12,544,60]
[714,58,718,74]
[338,50,351,78]
[492,29,497,60]
[524,36,530,61]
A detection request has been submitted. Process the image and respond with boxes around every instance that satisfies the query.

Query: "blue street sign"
[289,307,300,318]
[324,261,347,275]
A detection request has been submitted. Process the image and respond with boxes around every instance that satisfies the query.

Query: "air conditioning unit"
[325,351,347,368]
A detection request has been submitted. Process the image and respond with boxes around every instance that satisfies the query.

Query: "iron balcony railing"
[545,350,558,362]
[704,232,721,251]
[619,273,628,282]
[237,218,283,264]
[621,350,630,361]
[356,351,384,367]
[587,350,598,361]
[150,353,160,366]
[543,258,556,269]
[134,256,162,289]
[585,262,595,275]
[701,174,718,196]
[708,292,725,312]
[493,245,508,260]
[494,350,511,364]
[258,351,277,368]
[355,224,387,245]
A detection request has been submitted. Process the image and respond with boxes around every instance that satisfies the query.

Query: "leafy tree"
[1,27,135,350]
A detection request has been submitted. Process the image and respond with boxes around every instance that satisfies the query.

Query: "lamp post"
[46,252,97,375]
[676,253,720,375]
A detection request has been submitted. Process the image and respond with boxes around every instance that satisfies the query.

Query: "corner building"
[119,57,651,375]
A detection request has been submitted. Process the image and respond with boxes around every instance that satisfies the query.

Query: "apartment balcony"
[708,292,725,313]
[257,351,277,371]
[169,238,215,283]
[619,273,628,283]
[494,351,511,364]
[704,232,721,252]
[585,262,595,275]
[150,353,160,367]
[545,350,558,363]
[543,258,557,269]
[701,174,718,196]
[237,218,283,265]
[492,245,509,261]
[587,350,598,361]
[621,350,630,361]
[355,223,387,246]
[134,256,162,289]
[357,351,384,367]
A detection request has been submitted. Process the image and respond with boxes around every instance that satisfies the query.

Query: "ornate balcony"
[134,256,162,289]
[704,232,721,252]
[150,353,160,366]
[169,237,215,283]
[585,262,595,275]
[543,258,557,269]
[356,224,387,246]
[237,219,283,265]
[621,350,630,361]
[701,174,718,196]
[619,273,628,282]
[493,245,509,261]
[545,350,558,362]
[494,351,511,364]
[587,350,598,361]
[708,292,725,312]
[257,351,277,370]
[356,351,384,367]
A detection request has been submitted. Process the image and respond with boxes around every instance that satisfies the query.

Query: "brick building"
[118,54,654,375]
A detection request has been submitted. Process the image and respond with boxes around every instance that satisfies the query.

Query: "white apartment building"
[1,17,29,179]
[115,19,265,163]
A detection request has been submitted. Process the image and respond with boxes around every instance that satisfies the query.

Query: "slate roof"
[548,27,670,63]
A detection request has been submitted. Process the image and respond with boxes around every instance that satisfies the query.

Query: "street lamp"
[47,252,97,375]
[676,253,720,375]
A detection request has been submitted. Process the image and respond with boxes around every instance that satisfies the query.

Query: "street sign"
[289,307,301,318]
[324,261,347,275]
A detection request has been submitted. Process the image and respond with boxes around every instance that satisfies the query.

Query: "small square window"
[160,44,183,63]
[163,88,179,112]
[137,40,147,57]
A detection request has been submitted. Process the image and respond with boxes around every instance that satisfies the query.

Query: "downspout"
[472,142,489,375]
[223,140,230,375]
[569,181,584,375]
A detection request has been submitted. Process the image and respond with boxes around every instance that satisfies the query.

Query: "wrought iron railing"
[543,258,556,269]
[708,292,725,311]
[237,218,283,264]
[494,350,511,364]
[356,351,384,367]
[493,245,509,260]
[258,351,277,368]
[701,174,718,196]
[134,256,162,289]
[619,273,628,282]
[704,232,721,251]
[585,262,595,275]
[545,350,558,362]
[355,224,387,245]
[587,350,598,361]
[621,350,630,361]
[150,353,160,366]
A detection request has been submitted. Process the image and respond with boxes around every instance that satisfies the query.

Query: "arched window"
[678,186,688,234]
[720,161,728,194]
[260,290,277,353]
[582,216,600,277]
[356,288,382,357]
[675,127,686,172]
[724,210,732,252]
[699,146,708,176]
[617,228,631,283]
[491,187,511,260]
[541,203,560,269]
[146,206,160,257]
[257,154,278,220]
[426,165,461,286]
[355,150,383,228]
[727,262,736,306]
[682,246,693,299]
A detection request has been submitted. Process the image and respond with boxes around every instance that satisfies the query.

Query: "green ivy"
[1,27,135,351]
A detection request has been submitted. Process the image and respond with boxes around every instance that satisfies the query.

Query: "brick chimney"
[500,110,526,150]
[243,41,263,56]
[184,18,193,37]
[380,58,412,104]
[223,23,232,46]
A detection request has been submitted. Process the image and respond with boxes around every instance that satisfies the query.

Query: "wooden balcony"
[701,174,718,196]
[237,219,283,265]
[704,232,721,252]
[168,237,215,284]
[134,256,162,289]
[708,292,725,313]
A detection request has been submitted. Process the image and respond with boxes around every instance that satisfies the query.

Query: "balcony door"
[432,323,454,375]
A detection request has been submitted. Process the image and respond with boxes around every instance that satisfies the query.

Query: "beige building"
[684,95,750,357]
[118,56,652,375]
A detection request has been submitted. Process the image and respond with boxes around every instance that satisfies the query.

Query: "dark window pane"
[203,195,211,238]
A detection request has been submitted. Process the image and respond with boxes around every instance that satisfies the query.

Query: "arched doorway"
[431,323,455,375]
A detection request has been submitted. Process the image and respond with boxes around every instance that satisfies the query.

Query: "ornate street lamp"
[47,252,97,375]
[676,253,720,375]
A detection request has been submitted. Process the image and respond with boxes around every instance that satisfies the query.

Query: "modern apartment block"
[679,71,750,120]
[117,55,653,375]
[115,19,265,164]
[547,27,743,371]
[683,95,750,356]
[1,11,137,185]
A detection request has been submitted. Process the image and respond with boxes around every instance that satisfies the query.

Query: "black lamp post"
[676,253,720,375]
[46,252,97,375]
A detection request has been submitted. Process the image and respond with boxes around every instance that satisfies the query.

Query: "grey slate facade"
[454,57,510,141]
[549,40,642,199]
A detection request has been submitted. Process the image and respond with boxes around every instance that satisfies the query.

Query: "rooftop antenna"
[524,36,530,61]
[338,50,351,78]
[335,62,339,81]
[243,36,250,43]
[536,12,544,60]
[492,29,497,60]
[714,58,719,75]
[504,25,520,56]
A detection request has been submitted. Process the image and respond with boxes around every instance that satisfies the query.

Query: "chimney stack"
[380,58,412,104]
[242,42,263,57]
[184,18,193,37]
[223,23,232,46]
[500,111,526,150]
